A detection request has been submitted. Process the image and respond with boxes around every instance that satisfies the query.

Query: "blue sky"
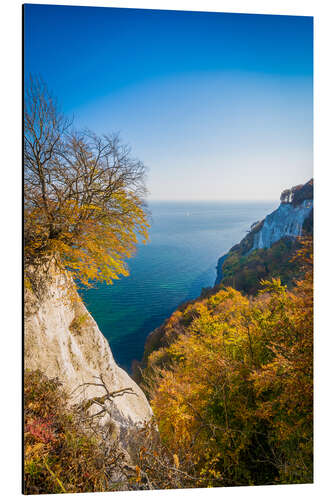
[24,4,313,201]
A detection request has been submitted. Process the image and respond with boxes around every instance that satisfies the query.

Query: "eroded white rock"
[250,199,313,251]
[24,261,152,444]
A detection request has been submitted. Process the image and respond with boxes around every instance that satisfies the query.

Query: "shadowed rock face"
[24,260,153,446]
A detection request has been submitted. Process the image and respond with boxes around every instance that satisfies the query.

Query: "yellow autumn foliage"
[144,239,313,487]
[24,76,149,286]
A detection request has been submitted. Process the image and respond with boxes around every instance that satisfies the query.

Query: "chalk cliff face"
[24,260,152,445]
[215,179,313,286]
[250,199,313,252]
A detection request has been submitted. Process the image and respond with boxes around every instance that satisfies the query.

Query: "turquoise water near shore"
[80,201,276,372]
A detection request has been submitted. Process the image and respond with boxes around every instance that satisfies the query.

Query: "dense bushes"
[24,370,131,494]
[24,234,313,491]
[219,237,303,295]
[24,370,199,493]
[142,239,313,487]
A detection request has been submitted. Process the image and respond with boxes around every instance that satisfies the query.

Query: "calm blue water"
[80,201,276,372]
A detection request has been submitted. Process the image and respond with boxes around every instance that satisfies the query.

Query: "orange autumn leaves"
[25,191,149,287]
[144,240,313,486]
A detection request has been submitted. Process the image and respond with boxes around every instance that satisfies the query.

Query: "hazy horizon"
[24,5,313,202]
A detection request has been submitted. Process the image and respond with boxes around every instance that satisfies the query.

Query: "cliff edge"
[24,259,152,446]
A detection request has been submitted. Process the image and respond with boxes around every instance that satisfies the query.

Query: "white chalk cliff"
[24,260,152,445]
[250,199,313,252]
[215,179,313,285]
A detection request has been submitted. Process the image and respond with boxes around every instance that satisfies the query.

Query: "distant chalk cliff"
[215,179,313,286]
[250,198,312,251]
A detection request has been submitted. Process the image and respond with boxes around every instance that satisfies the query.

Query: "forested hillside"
[140,238,313,487]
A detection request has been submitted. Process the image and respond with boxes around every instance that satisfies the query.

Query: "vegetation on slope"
[24,370,125,494]
[138,234,310,373]
[220,237,301,295]
[141,238,313,487]
[24,370,202,493]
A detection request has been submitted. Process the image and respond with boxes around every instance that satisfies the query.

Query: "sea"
[80,201,277,373]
